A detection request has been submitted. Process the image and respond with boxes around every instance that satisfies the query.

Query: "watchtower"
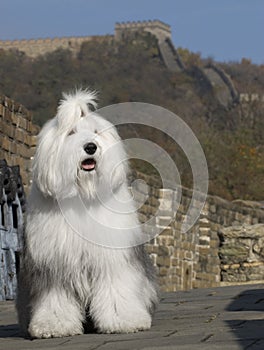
[115,20,171,42]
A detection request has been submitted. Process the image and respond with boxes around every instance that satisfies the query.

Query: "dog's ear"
[33,121,60,196]
[32,119,77,198]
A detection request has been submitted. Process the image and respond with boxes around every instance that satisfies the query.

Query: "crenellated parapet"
[0,20,171,58]
[115,20,171,41]
[0,35,112,58]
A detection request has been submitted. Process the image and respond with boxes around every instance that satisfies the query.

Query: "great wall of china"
[0,20,242,108]
[0,35,112,58]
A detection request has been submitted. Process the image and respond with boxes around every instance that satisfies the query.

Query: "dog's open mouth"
[81,158,96,172]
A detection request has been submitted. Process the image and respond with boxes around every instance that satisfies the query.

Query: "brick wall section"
[0,36,112,58]
[219,224,264,283]
[0,96,39,192]
[130,172,264,292]
[1,20,170,57]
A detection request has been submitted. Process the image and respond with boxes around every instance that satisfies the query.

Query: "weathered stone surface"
[220,224,264,239]
[0,285,263,350]
[219,244,249,264]
[219,225,264,283]
[232,199,264,209]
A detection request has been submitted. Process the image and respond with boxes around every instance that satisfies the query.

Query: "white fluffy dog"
[16,90,158,338]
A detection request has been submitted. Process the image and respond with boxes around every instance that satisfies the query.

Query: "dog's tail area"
[56,88,98,132]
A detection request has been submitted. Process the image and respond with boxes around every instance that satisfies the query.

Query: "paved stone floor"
[0,284,263,350]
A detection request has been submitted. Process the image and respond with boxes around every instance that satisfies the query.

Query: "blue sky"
[1,0,263,64]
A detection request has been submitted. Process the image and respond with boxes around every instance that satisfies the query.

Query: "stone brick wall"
[130,172,264,292]
[0,20,171,58]
[219,224,264,284]
[0,35,112,58]
[0,96,39,192]
[115,20,171,41]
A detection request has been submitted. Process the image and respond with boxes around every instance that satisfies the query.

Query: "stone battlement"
[0,20,172,57]
[115,19,170,31]
[115,20,171,41]
[0,35,112,58]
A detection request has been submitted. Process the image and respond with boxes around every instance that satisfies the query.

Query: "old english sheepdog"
[16,89,158,338]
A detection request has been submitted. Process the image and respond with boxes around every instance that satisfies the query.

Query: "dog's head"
[33,89,128,199]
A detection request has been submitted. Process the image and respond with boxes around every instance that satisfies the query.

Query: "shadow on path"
[0,324,20,338]
[226,288,264,349]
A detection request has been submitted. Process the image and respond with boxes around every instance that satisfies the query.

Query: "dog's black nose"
[84,142,97,155]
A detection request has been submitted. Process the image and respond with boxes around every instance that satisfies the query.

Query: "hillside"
[0,32,263,201]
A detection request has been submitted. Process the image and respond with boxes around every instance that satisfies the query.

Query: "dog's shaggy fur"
[16,90,158,338]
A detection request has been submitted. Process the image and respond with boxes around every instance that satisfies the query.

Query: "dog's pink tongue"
[81,159,96,171]
[83,163,95,170]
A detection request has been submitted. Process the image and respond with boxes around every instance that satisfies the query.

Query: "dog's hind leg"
[28,287,84,338]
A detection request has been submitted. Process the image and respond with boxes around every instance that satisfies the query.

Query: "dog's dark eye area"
[94,129,98,134]
[68,129,75,136]
[88,103,96,112]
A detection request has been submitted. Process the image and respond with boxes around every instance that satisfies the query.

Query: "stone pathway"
[0,284,263,350]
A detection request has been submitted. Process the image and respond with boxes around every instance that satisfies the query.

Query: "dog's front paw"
[28,319,83,339]
[97,313,152,334]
